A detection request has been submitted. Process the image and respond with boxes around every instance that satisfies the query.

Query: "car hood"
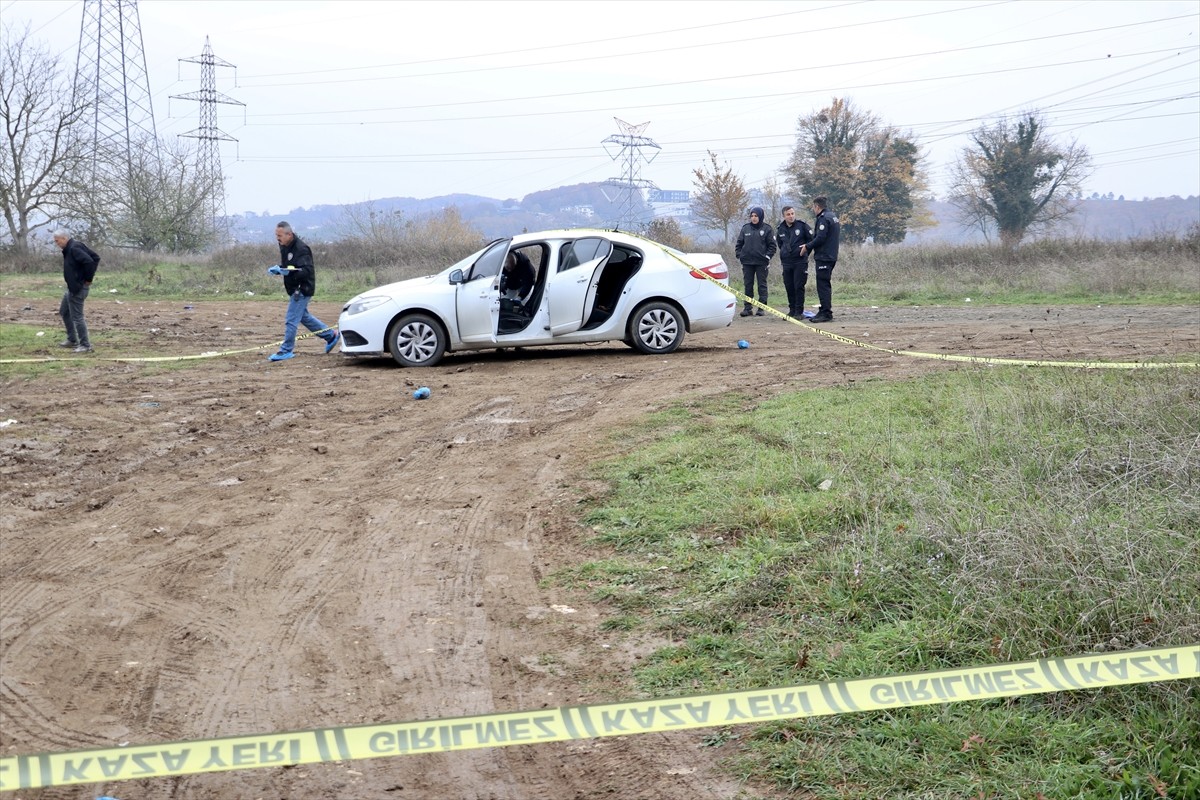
[350,272,443,302]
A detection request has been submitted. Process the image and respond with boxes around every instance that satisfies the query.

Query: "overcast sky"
[4,0,1198,216]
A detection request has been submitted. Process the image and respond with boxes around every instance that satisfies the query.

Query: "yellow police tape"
[3,238,1196,370]
[1,644,1195,791]
[635,234,1200,371]
[0,328,335,364]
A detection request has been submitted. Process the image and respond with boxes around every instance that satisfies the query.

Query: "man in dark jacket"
[500,250,536,305]
[799,197,840,323]
[734,206,777,316]
[776,206,812,319]
[266,221,340,362]
[53,229,100,353]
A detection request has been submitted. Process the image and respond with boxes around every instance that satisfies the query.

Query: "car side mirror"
[449,269,464,284]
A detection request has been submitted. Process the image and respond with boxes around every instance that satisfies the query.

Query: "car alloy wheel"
[629,301,684,355]
[388,313,447,367]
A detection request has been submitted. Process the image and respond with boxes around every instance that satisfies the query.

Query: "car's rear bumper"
[687,291,737,332]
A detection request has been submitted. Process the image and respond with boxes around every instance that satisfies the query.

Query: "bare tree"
[332,200,408,245]
[0,24,93,253]
[760,175,784,225]
[55,134,221,253]
[949,112,1092,249]
[642,216,693,250]
[690,150,749,244]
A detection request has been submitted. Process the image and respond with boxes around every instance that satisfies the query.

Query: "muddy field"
[1,298,1197,800]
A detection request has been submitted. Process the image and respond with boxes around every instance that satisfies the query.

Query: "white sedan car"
[337,229,735,367]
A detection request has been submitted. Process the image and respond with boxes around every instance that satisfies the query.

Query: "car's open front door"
[457,240,508,342]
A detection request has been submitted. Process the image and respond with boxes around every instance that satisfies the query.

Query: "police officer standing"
[734,206,777,316]
[799,196,840,323]
[776,206,812,319]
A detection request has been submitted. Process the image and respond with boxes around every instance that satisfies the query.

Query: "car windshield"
[467,239,510,281]
[448,249,484,273]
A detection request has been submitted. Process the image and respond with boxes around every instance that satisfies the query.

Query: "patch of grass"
[559,367,1200,798]
[4,232,1197,307]
[0,263,382,303]
[0,322,226,380]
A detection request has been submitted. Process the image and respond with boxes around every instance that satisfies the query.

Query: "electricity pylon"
[75,0,159,231]
[601,118,661,230]
[171,37,243,243]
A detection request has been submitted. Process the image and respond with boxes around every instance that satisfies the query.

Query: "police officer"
[800,197,840,323]
[734,206,777,316]
[776,206,812,319]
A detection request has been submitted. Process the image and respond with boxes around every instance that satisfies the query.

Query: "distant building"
[649,202,692,220]
[561,205,596,218]
[649,189,689,203]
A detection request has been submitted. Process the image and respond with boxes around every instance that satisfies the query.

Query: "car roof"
[509,228,649,249]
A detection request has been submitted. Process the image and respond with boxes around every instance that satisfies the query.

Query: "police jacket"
[62,239,100,293]
[806,209,840,264]
[279,235,317,297]
[735,222,777,267]
[776,220,812,266]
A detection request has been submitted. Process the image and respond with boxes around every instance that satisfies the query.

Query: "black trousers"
[741,263,768,306]
[781,261,809,315]
[815,261,836,313]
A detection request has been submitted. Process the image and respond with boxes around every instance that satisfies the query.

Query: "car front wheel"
[388,313,446,367]
[628,301,684,355]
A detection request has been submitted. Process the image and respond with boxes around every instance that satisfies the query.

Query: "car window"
[469,239,510,281]
[558,237,611,272]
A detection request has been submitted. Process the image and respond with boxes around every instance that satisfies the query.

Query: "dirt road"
[2,298,1196,799]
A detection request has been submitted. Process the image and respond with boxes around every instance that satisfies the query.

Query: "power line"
[232,12,1195,107]
[236,46,1197,125]
[232,0,991,87]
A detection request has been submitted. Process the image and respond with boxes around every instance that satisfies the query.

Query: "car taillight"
[690,263,728,280]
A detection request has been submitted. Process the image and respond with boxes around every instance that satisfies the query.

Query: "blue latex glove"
[268,265,284,275]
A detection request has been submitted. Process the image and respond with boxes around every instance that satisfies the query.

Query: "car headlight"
[344,296,390,316]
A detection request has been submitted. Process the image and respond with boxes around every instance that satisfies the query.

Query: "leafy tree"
[0,24,93,253]
[690,150,749,244]
[949,112,1092,249]
[783,97,926,244]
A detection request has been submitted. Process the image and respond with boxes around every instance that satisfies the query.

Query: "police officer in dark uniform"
[734,206,777,316]
[776,206,812,319]
[800,197,840,323]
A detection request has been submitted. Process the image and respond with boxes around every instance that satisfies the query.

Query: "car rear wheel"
[388,313,446,367]
[628,301,684,355]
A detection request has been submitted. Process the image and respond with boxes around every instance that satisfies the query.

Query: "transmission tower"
[601,118,661,230]
[171,37,243,242]
[75,0,159,226]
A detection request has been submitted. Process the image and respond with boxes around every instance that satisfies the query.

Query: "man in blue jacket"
[267,221,340,361]
[734,206,777,316]
[53,229,100,353]
[799,197,840,323]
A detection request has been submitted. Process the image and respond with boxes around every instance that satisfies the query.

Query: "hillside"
[227,187,1200,246]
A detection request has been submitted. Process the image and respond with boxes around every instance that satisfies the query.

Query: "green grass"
[0,262,382,302]
[556,368,1200,798]
[0,322,232,379]
[4,232,1198,307]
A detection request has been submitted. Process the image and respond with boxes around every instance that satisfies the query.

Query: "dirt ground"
[1,297,1197,800]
